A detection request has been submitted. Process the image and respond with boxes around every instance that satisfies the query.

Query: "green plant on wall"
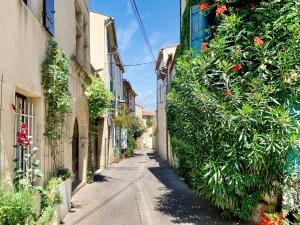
[169,0,300,220]
[85,76,112,182]
[85,76,112,137]
[41,41,70,173]
[115,105,144,157]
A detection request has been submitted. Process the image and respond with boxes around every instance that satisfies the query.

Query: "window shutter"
[190,5,208,51]
[44,0,55,37]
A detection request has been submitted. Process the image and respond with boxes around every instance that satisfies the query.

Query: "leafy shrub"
[38,178,62,224]
[85,77,112,121]
[0,188,37,225]
[125,129,137,157]
[146,119,153,128]
[168,0,300,220]
[57,168,74,181]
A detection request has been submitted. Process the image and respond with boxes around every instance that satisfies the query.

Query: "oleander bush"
[168,0,300,220]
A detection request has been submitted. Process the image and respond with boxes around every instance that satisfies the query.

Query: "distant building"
[142,111,155,149]
[155,44,179,164]
[135,104,144,150]
[90,12,125,168]
[123,79,137,113]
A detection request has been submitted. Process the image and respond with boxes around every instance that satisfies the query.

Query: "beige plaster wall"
[90,12,107,83]
[0,0,90,185]
[156,46,177,163]
[90,12,114,169]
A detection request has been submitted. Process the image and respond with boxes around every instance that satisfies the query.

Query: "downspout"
[165,73,169,163]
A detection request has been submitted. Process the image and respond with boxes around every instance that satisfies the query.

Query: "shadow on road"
[93,173,111,183]
[148,151,243,225]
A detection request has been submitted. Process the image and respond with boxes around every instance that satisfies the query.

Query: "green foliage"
[146,119,153,128]
[42,41,70,140]
[115,106,144,138]
[169,0,300,220]
[57,168,74,181]
[85,76,112,122]
[283,167,300,217]
[87,161,95,184]
[125,129,137,157]
[42,41,70,173]
[38,177,62,224]
[177,0,200,56]
[0,188,37,225]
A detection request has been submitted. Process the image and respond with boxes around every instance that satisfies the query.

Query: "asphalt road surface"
[62,149,244,225]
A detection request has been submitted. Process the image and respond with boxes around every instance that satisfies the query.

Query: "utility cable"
[129,0,156,62]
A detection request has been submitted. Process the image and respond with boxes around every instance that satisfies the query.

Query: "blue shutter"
[190,5,208,51]
[44,0,55,36]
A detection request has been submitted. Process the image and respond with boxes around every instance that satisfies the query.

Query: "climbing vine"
[85,76,112,136]
[85,76,112,182]
[41,41,70,172]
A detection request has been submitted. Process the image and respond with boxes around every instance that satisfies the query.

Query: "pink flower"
[21,123,28,134]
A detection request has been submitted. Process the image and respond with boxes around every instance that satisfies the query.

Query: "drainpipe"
[104,18,113,167]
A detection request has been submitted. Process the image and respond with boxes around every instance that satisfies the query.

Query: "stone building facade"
[0,0,91,200]
[90,12,126,169]
[155,45,178,164]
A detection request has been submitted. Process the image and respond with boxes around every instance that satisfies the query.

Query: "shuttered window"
[190,5,208,51]
[44,0,55,37]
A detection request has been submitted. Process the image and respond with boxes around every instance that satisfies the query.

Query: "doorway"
[72,119,79,190]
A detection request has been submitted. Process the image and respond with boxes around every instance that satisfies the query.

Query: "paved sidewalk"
[62,149,244,225]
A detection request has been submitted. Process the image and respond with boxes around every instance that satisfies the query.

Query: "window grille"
[14,94,37,182]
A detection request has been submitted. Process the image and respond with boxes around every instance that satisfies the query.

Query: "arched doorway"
[72,119,79,190]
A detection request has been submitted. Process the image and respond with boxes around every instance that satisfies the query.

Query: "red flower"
[17,123,30,147]
[250,4,256,11]
[21,123,28,134]
[216,5,227,15]
[202,42,209,52]
[199,2,209,11]
[279,212,285,220]
[254,36,264,46]
[224,90,233,97]
[232,64,242,72]
[261,212,270,222]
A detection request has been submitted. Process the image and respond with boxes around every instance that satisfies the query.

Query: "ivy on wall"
[41,41,71,172]
[177,0,200,57]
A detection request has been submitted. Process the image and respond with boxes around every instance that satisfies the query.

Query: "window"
[14,94,37,181]
[44,0,55,36]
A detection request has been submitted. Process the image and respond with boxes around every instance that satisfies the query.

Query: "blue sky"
[90,0,180,112]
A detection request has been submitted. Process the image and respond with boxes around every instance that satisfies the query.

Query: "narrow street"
[62,149,242,225]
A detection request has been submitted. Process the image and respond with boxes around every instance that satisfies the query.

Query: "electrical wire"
[113,61,156,67]
[129,0,156,62]
[123,61,156,67]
